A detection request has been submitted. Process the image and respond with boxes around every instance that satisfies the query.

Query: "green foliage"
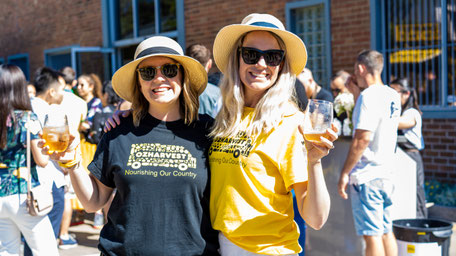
[425,180,456,207]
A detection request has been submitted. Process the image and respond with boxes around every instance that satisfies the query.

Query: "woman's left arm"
[398,114,416,130]
[293,124,338,230]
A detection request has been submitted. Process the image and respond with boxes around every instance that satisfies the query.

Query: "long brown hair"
[79,73,104,105]
[0,64,32,148]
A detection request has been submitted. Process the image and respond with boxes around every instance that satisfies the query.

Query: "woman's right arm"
[42,136,114,212]
[66,162,114,213]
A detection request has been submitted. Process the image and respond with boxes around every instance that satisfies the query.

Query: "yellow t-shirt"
[209,107,308,255]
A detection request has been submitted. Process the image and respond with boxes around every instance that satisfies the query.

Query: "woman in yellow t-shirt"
[209,13,338,255]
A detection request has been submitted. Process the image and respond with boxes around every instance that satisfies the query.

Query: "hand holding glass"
[42,112,70,154]
[303,99,333,143]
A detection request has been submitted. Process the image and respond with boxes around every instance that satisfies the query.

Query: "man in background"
[57,66,88,249]
[60,66,78,93]
[330,70,351,98]
[297,68,333,102]
[186,43,221,118]
[338,50,400,256]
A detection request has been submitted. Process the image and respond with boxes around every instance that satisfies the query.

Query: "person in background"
[186,43,221,118]
[76,73,104,229]
[60,66,78,93]
[390,77,427,218]
[27,83,36,98]
[0,64,58,256]
[88,80,122,145]
[24,67,68,255]
[57,66,88,248]
[330,70,350,98]
[330,70,354,135]
[298,68,333,102]
[45,36,219,255]
[294,78,309,111]
[209,13,337,255]
[338,50,400,256]
[86,80,122,228]
[77,73,104,140]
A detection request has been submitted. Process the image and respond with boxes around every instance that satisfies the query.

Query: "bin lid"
[393,218,453,232]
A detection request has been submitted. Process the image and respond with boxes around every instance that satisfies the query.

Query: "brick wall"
[422,119,456,183]
[330,0,371,73]
[184,0,371,75]
[0,0,102,79]
[184,0,289,74]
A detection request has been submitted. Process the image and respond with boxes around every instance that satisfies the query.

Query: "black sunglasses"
[239,47,285,67]
[137,63,181,81]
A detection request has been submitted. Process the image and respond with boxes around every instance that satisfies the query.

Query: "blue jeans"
[350,178,394,236]
[24,182,65,256]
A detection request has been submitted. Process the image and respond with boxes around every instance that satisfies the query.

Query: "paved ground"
[58,220,456,256]
[57,214,101,256]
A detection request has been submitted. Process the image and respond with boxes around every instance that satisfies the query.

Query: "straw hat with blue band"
[112,36,207,103]
[213,13,308,76]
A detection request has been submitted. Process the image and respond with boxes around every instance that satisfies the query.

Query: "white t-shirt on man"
[349,84,401,185]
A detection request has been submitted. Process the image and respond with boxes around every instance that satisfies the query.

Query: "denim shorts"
[350,178,394,236]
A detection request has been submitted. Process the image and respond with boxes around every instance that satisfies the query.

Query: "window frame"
[372,0,456,118]
[44,45,79,70]
[285,0,332,87]
[103,0,185,70]
[7,53,30,81]
[44,45,115,81]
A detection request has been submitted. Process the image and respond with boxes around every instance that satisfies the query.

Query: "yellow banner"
[395,23,440,42]
[390,49,441,63]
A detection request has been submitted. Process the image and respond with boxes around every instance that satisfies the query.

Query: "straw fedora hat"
[112,36,207,102]
[213,13,307,76]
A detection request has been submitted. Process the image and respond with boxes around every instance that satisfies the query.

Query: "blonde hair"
[130,60,199,127]
[210,32,298,138]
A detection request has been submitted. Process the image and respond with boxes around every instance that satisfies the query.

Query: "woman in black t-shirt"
[43,36,219,255]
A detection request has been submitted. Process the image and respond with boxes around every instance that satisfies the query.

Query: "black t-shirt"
[315,87,334,102]
[89,114,219,256]
[294,79,309,111]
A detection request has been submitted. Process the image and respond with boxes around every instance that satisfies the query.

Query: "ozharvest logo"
[209,131,253,158]
[127,143,196,170]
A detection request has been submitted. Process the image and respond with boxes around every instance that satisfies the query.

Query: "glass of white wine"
[303,99,333,143]
[42,108,70,154]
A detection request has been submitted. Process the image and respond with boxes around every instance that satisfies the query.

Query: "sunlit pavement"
[58,214,101,256]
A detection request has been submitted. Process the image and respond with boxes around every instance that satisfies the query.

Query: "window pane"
[448,46,456,107]
[384,0,444,107]
[120,45,138,66]
[160,0,177,32]
[138,0,156,36]
[292,4,328,86]
[447,0,456,43]
[8,57,29,80]
[48,53,71,71]
[77,52,113,82]
[117,0,133,39]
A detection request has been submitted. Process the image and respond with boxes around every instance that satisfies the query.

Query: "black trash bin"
[393,219,453,256]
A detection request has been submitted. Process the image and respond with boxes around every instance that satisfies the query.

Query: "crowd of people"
[0,12,426,256]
